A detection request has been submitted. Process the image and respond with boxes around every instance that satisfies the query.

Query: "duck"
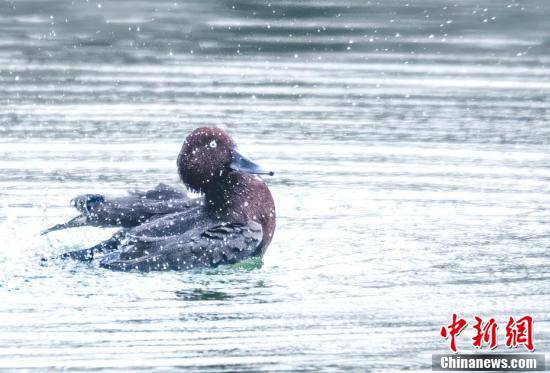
[43,127,276,271]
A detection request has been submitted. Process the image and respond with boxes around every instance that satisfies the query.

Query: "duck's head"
[177,127,273,193]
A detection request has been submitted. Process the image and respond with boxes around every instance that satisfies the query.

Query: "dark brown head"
[177,127,273,193]
[177,126,276,254]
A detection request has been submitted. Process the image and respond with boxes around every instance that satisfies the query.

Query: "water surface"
[1,0,550,370]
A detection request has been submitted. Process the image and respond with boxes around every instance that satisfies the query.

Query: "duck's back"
[99,206,264,271]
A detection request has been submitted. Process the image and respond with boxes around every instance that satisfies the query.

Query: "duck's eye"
[209,140,217,148]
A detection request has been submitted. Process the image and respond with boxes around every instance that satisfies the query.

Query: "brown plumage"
[47,127,276,271]
[177,127,276,253]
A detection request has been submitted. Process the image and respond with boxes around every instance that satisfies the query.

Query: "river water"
[1,0,549,370]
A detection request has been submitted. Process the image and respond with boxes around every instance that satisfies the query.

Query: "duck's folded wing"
[72,194,197,228]
[42,184,198,235]
[99,221,263,272]
[127,183,188,201]
[49,207,204,260]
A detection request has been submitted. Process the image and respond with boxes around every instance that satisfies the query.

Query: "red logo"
[472,315,498,350]
[505,315,534,351]
[440,313,468,353]
[440,315,535,353]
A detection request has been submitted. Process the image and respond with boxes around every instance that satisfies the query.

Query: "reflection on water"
[1,0,550,370]
[176,289,233,301]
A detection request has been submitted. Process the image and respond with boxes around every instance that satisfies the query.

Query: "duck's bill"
[230,149,274,176]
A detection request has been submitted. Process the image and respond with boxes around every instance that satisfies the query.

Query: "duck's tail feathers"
[42,233,123,263]
[41,215,88,235]
[56,241,113,262]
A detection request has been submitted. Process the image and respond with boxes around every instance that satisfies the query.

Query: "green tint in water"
[205,256,264,275]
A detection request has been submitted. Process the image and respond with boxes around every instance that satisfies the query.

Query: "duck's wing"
[99,221,263,272]
[41,184,199,235]
[127,183,188,200]
[49,206,204,261]
[51,230,128,262]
